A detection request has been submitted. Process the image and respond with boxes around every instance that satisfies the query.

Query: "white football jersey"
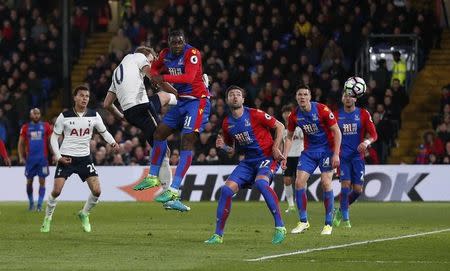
[284,127,304,157]
[53,109,109,157]
[109,53,150,111]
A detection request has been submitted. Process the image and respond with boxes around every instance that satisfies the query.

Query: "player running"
[133,30,210,212]
[333,92,377,228]
[205,86,286,244]
[282,85,341,235]
[40,86,119,233]
[104,46,178,200]
[18,108,52,211]
[281,105,304,213]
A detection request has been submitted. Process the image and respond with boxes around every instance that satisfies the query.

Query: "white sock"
[45,195,57,219]
[158,157,172,191]
[82,193,99,215]
[285,184,294,207]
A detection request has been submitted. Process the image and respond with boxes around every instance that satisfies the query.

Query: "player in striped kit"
[18,108,52,211]
[104,46,178,203]
[133,30,210,212]
[40,86,119,233]
[282,85,341,235]
[333,92,377,228]
[205,86,286,244]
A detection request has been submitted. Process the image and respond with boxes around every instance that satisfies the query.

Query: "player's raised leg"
[78,176,101,233]
[292,169,310,234]
[41,177,65,233]
[133,124,172,191]
[255,176,286,244]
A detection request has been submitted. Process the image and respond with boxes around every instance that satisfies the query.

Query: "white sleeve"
[95,113,116,145]
[53,113,64,135]
[50,132,62,160]
[135,53,150,70]
[108,77,117,93]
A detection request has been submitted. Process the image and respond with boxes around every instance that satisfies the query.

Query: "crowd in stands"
[0,0,441,166]
[0,1,62,152]
[416,84,450,164]
[84,0,438,166]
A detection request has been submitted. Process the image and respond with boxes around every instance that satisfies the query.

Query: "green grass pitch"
[1,202,449,270]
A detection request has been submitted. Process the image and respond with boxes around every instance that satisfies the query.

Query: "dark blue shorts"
[228,157,279,189]
[25,158,49,179]
[339,156,365,185]
[162,98,210,134]
[298,151,333,174]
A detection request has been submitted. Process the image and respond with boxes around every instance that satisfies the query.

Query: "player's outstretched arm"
[104,92,124,120]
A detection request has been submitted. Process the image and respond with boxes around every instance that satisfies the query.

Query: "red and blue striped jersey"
[288,102,336,152]
[19,121,51,159]
[335,107,377,159]
[222,107,276,159]
[151,44,209,99]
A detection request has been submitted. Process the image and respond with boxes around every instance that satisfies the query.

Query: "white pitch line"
[245,228,450,262]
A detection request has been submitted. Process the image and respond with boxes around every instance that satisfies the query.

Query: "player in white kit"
[282,105,304,212]
[103,46,178,203]
[40,86,119,233]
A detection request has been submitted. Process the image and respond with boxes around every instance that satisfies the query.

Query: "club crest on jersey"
[312,114,318,121]
[70,121,75,125]
[354,114,360,121]
[178,58,184,65]
[70,128,90,136]
[190,55,198,64]
[245,119,251,127]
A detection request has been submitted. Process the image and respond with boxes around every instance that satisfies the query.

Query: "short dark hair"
[296,84,311,94]
[134,46,156,58]
[281,105,293,113]
[225,85,246,97]
[169,29,185,38]
[73,85,89,96]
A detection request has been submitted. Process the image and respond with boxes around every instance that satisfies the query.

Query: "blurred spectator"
[391,51,406,86]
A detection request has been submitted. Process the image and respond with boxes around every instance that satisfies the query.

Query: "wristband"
[363,139,371,147]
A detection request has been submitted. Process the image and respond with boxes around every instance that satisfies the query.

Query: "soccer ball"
[343,76,366,98]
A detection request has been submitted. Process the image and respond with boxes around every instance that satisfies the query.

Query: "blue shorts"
[339,156,365,185]
[162,98,211,134]
[298,151,333,174]
[228,157,279,189]
[25,158,49,179]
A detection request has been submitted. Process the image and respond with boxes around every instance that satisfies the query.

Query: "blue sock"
[26,183,33,207]
[149,140,167,176]
[348,190,361,205]
[323,190,334,226]
[38,185,45,207]
[255,180,284,227]
[170,150,193,190]
[340,187,351,221]
[215,186,234,236]
[295,188,308,222]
